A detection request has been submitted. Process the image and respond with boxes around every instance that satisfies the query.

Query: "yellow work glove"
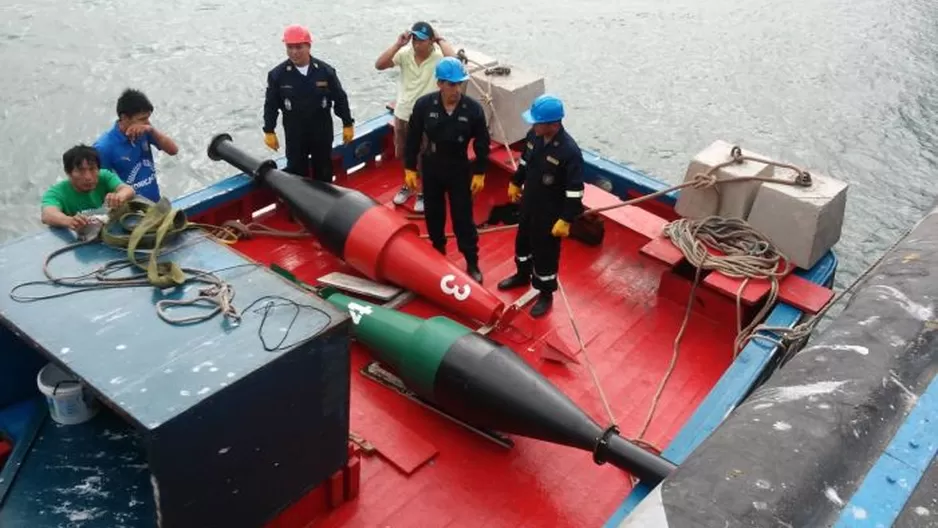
[264,132,279,151]
[342,126,354,144]
[507,182,522,203]
[470,174,485,196]
[404,169,419,191]
[551,219,571,238]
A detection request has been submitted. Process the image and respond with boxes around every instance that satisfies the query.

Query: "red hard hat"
[283,24,312,45]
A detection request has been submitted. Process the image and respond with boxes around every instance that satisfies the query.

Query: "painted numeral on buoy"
[440,274,471,301]
[348,302,373,325]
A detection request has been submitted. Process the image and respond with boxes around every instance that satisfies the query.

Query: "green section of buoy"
[321,289,470,397]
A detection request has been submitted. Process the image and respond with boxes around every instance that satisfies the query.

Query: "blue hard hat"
[522,94,565,124]
[435,57,469,83]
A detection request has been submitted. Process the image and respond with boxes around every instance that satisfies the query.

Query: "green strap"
[102,198,190,288]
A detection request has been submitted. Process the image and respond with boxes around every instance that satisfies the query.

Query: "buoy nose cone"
[344,207,506,326]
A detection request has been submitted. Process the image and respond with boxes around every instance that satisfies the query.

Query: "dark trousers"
[514,211,561,292]
[284,127,334,183]
[421,156,478,262]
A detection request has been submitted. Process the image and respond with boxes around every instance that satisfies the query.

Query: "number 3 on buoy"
[440,274,471,301]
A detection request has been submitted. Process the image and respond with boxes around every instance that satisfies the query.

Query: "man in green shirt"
[40,144,135,231]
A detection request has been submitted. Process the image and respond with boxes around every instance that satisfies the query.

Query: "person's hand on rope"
[264,132,279,151]
[507,182,522,203]
[404,169,419,191]
[67,214,90,231]
[105,192,126,209]
[470,174,485,196]
[551,219,570,238]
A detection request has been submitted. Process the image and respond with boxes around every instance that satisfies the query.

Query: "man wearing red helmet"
[263,24,355,183]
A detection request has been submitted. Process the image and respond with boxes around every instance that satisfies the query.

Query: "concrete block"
[674,140,775,220]
[465,66,545,146]
[747,171,848,270]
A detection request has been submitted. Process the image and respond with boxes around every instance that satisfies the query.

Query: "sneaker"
[414,194,425,213]
[392,185,412,205]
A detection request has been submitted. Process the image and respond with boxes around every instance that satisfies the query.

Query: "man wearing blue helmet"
[496,94,585,317]
[404,56,491,283]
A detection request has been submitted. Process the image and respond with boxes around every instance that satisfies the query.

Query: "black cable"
[238,295,333,352]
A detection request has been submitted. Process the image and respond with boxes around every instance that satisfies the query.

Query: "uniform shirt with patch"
[94,122,163,202]
[404,92,491,175]
[392,45,445,122]
[263,58,354,136]
[40,169,124,216]
[511,127,585,222]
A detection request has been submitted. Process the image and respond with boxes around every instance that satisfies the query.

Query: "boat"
[0,49,843,527]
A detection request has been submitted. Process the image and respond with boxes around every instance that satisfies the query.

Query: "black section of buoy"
[207,133,377,258]
[433,332,676,485]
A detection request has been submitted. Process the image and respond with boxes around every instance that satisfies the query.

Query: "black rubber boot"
[497,272,530,291]
[530,291,553,318]
[465,256,483,283]
[433,243,446,256]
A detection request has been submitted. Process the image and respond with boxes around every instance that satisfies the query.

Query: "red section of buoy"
[344,206,506,326]
[206,133,506,325]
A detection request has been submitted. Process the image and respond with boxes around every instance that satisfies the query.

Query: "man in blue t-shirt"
[94,89,179,202]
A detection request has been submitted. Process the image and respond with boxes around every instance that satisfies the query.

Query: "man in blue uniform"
[496,95,585,317]
[94,89,179,203]
[263,24,355,182]
[403,57,490,283]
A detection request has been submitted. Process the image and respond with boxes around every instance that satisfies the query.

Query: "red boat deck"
[227,155,743,528]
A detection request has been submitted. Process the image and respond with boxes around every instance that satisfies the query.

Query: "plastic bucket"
[36,362,100,425]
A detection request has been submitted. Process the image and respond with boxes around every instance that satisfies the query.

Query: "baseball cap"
[410,21,435,41]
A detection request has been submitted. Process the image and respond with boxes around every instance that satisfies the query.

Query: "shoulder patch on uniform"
[316,80,328,87]
[546,155,560,165]
[458,116,469,122]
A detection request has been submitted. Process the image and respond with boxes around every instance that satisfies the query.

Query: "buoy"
[206,133,506,326]
[321,288,677,486]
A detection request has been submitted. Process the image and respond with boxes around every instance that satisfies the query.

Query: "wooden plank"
[777,273,834,314]
[350,405,438,476]
[604,205,667,240]
[583,185,670,240]
[640,237,685,266]
[582,183,622,210]
[703,272,772,305]
[489,146,522,173]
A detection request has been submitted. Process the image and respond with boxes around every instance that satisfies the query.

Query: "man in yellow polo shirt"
[375,21,455,213]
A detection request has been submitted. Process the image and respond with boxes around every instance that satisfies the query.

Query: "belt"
[425,141,469,159]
